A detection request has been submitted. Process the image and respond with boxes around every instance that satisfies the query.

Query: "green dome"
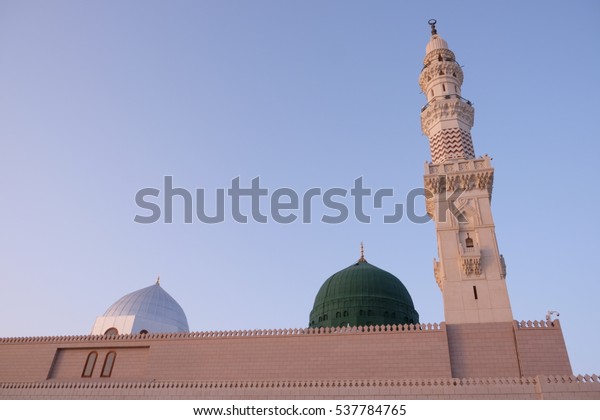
[309,259,419,328]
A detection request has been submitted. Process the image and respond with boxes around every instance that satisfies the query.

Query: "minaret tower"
[420,20,513,324]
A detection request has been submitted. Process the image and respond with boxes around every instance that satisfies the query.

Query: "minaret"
[420,20,513,324]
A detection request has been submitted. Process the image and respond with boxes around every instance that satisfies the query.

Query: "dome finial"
[428,19,437,35]
[156,275,160,286]
[358,242,367,263]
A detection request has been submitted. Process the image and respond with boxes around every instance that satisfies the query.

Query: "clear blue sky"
[1,1,598,375]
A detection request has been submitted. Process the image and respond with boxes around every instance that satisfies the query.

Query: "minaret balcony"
[420,96,475,139]
[420,94,472,113]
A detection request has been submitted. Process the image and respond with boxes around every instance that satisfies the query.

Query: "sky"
[0,1,598,375]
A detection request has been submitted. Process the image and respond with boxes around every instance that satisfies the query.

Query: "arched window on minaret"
[465,233,474,248]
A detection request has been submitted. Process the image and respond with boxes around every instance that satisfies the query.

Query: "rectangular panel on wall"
[47,346,150,380]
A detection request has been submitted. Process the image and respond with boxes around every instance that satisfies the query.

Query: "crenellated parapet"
[515,320,561,329]
[425,155,492,175]
[3,375,598,399]
[0,323,445,344]
[2,320,567,343]
[423,157,494,223]
[424,156,493,196]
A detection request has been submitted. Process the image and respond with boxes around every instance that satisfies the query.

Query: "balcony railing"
[421,94,473,113]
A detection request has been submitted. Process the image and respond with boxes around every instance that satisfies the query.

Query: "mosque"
[1,21,598,400]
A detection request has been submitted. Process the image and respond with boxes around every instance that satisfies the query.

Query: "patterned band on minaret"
[429,128,475,163]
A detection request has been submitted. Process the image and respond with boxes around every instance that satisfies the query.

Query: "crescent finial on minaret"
[428,19,437,35]
[156,275,160,286]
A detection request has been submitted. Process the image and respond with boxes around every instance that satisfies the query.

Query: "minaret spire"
[358,242,366,263]
[428,18,437,35]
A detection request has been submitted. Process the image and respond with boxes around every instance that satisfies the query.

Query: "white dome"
[425,34,449,55]
[91,282,189,335]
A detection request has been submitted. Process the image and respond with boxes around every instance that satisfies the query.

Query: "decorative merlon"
[433,258,444,291]
[500,254,507,279]
[515,320,561,329]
